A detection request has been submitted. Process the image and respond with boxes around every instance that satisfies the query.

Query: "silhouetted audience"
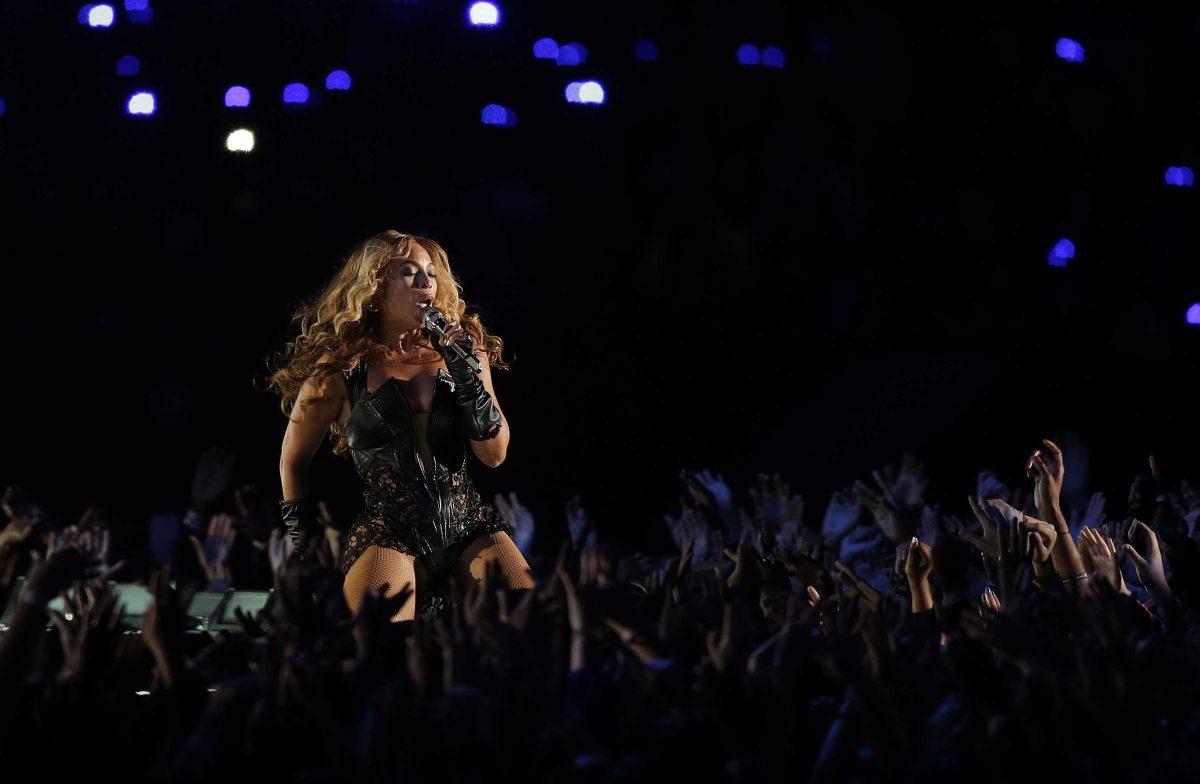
[3,437,1200,782]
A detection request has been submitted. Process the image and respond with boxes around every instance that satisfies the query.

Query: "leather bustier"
[338,362,513,573]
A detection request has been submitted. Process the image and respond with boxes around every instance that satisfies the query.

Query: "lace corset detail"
[338,363,513,575]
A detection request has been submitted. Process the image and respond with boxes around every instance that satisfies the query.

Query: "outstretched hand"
[1026,438,1065,517]
[1123,519,1170,607]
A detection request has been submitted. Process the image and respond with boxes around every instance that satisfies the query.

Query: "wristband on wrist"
[1062,572,1089,584]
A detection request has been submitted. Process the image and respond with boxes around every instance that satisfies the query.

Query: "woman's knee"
[457,531,534,589]
[343,545,419,622]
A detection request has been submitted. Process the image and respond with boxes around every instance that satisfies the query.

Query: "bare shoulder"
[315,351,349,393]
[298,352,349,414]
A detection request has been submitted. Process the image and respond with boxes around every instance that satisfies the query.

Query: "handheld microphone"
[420,305,483,374]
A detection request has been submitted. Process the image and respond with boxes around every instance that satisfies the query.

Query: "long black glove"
[279,498,322,565]
[435,335,502,441]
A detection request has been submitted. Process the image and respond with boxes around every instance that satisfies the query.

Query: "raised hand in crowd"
[188,513,237,590]
[494,490,535,553]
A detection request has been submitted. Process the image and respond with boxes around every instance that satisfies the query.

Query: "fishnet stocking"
[343,545,418,623]
[454,530,535,589]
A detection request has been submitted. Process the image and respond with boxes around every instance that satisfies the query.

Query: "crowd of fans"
[2,436,1200,781]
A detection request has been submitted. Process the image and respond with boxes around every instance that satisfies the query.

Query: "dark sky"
[3,1,1198,552]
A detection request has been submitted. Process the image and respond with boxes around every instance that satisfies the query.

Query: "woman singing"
[268,230,534,621]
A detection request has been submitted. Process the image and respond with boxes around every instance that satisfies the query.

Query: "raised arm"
[466,350,509,468]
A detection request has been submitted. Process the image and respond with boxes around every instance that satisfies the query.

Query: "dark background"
[2,1,1197,553]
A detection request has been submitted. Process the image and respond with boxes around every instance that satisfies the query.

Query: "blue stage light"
[1047,237,1075,267]
[557,42,587,66]
[633,40,658,61]
[1164,166,1195,187]
[565,82,582,103]
[124,0,148,9]
[481,103,516,126]
[282,83,310,104]
[224,86,251,108]
[737,44,760,65]
[533,38,559,59]
[127,91,156,115]
[761,46,785,68]
[1055,38,1085,63]
[0,98,6,117]
[115,55,140,76]
[325,70,352,90]
[1187,304,1200,325]
[468,2,499,26]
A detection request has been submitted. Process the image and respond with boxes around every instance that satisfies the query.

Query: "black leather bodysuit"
[339,362,514,616]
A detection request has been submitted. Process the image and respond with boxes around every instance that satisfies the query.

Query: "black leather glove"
[279,498,322,565]
[435,334,502,441]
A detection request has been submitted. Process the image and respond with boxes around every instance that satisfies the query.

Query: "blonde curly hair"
[262,230,509,455]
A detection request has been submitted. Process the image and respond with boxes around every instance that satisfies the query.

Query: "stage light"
[1055,38,1085,63]
[557,42,586,66]
[1187,304,1200,325]
[737,44,761,65]
[127,91,155,115]
[1047,237,1074,267]
[226,129,255,152]
[224,86,251,108]
[468,2,499,26]
[578,80,604,104]
[633,40,658,61]
[127,3,152,23]
[533,37,559,59]
[325,69,352,90]
[282,83,309,104]
[761,46,785,68]
[124,0,148,9]
[565,82,582,102]
[82,4,115,27]
[115,55,140,76]
[481,103,516,126]
[1165,166,1195,187]
[0,98,6,117]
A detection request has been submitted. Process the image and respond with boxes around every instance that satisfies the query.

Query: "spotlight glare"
[533,37,559,59]
[468,2,499,26]
[761,46,785,68]
[578,80,605,104]
[224,86,251,108]
[1187,303,1200,325]
[633,40,658,61]
[556,43,585,66]
[1165,166,1195,187]
[1055,37,1085,63]
[1047,237,1075,267]
[736,44,761,65]
[127,91,156,115]
[481,103,515,126]
[282,83,310,104]
[325,70,352,90]
[115,55,141,76]
[226,128,255,152]
[85,4,115,27]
